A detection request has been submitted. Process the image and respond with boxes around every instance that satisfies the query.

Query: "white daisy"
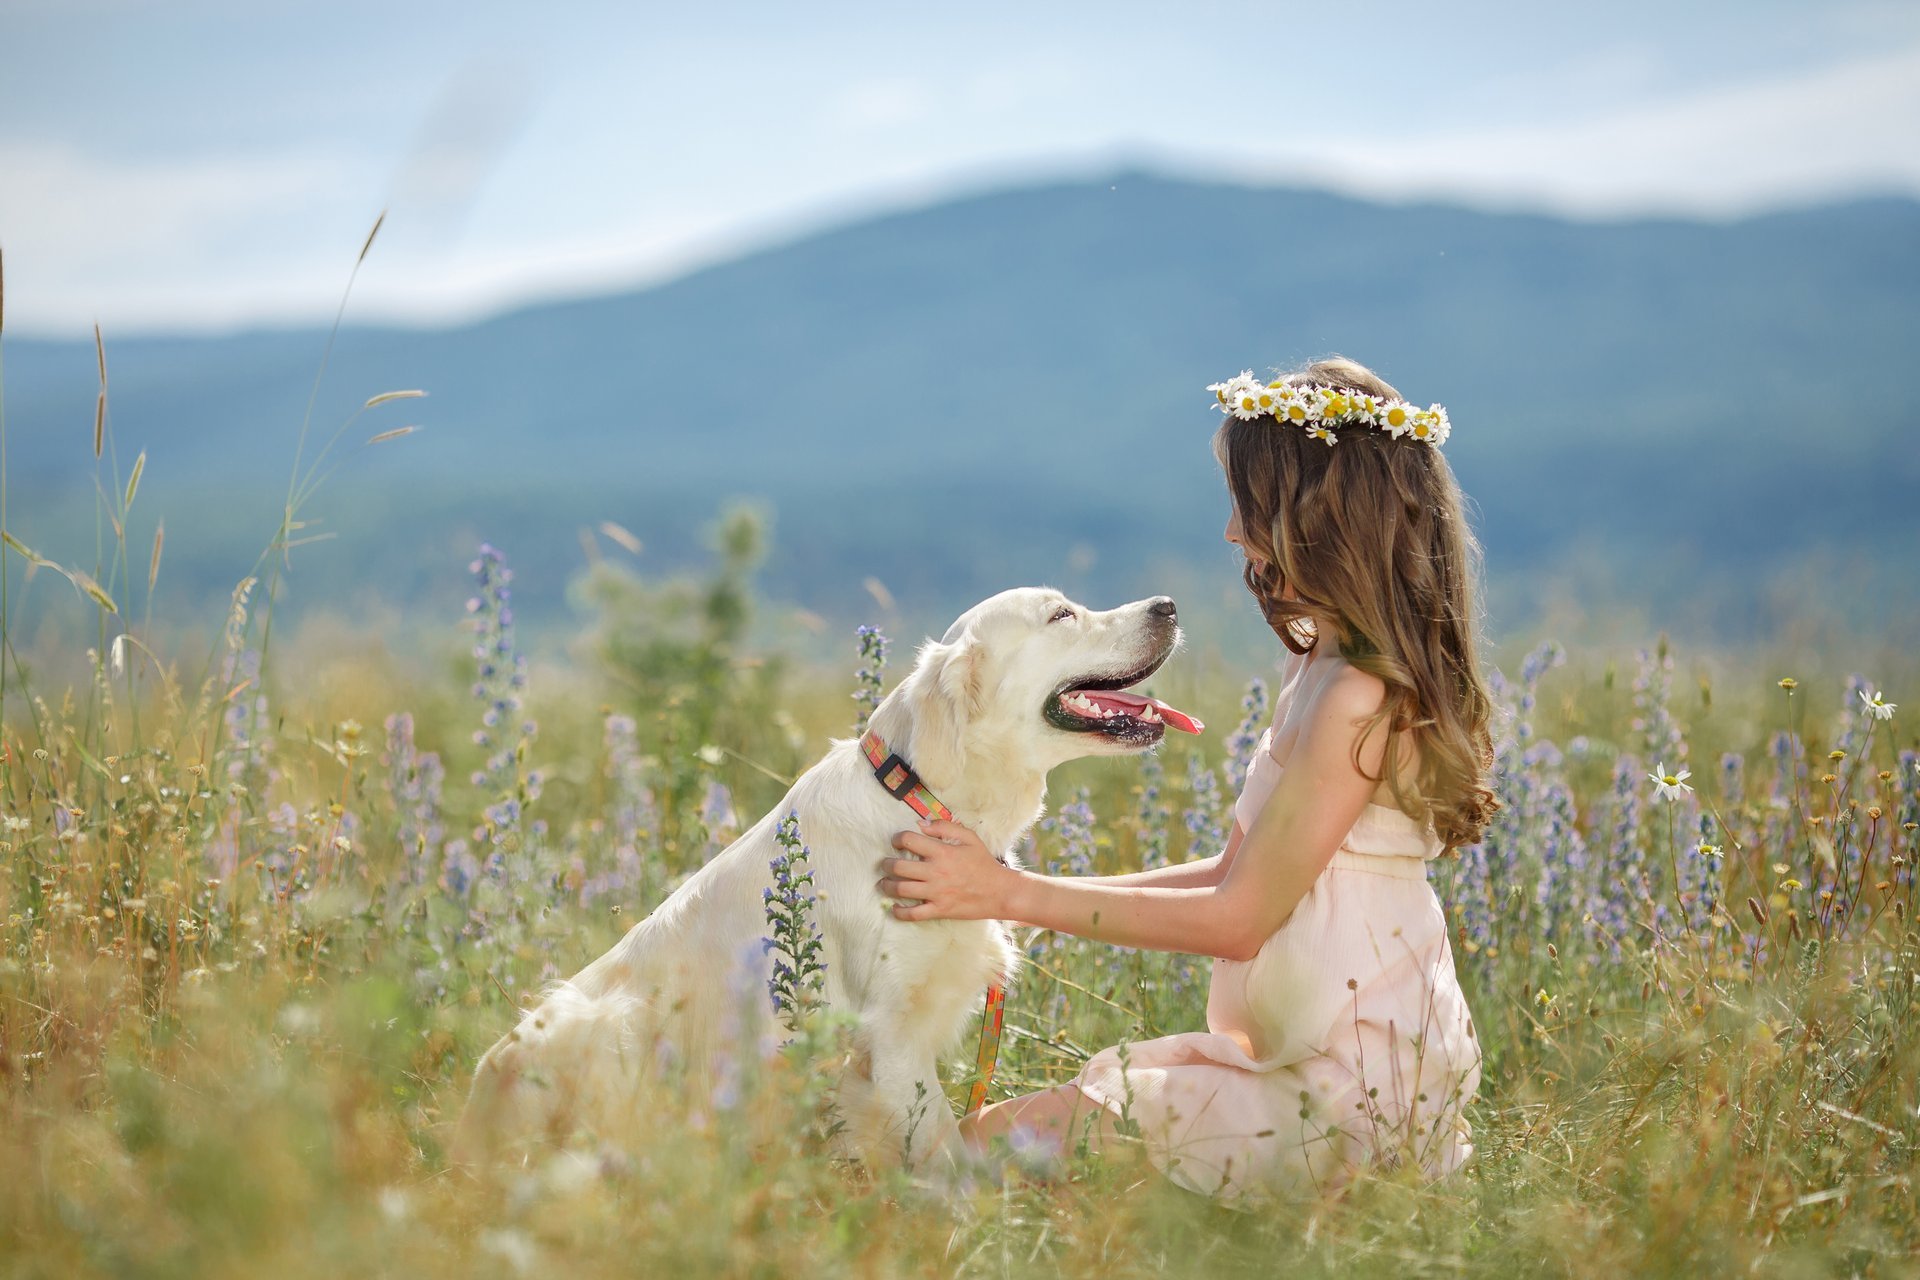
[1379,400,1416,438]
[1207,371,1258,415]
[1223,373,1268,419]
[1408,406,1451,445]
[1305,424,1337,445]
[1647,763,1694,803]
[1859,688,1896,721]
[1299,385,1336,422]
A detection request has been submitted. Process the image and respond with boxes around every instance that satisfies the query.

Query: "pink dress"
[1075,715,1482,1205]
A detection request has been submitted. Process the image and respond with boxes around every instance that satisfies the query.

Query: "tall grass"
[1,241,1917,1275]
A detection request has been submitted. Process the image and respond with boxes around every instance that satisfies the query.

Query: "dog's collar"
[860,729,956,822]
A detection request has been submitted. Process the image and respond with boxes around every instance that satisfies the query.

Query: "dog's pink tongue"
[1097,689,1206,735]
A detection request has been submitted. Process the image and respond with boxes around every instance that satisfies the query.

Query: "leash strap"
[861,727,1006,1114]
[966,982,1006,1115]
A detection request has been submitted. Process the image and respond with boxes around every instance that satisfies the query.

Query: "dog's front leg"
[840,1030,961,1172]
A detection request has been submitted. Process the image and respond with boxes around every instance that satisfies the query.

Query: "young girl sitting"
[878,357,1495,1205]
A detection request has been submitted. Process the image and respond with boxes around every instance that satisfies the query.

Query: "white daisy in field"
[1305,424,1337,445]
[1859,688,1896,720]
[1648,763,1694,802]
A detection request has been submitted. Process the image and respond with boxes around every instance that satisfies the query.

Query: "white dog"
[455,587,1200,1167]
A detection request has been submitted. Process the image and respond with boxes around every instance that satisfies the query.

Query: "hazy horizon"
[5,0,1918,338]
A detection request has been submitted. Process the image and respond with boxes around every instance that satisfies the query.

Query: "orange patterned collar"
[859,728,955,822]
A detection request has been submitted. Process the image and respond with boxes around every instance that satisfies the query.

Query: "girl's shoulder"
[1270,650,1401,790]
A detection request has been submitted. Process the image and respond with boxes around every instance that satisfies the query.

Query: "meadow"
[2,292,1917,1278]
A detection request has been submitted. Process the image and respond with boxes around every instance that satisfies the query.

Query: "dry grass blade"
[94,391,105,459]
[366,426,417,445]
[363,389,426,409]
[71,568,119,615]
[1,529,53,567]
[94,322,107,387]
[125,450,146,508]
[357,210,387,266]
[149,519,165,592]
[599,521,643,555]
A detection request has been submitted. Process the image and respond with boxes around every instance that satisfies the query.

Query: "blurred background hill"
[5,171,1916,644]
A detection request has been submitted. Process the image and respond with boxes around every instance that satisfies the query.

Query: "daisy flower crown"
[1206,371,1451,447]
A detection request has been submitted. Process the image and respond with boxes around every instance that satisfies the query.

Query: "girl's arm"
[880,669,1389,962]
[1071,824,1240,890]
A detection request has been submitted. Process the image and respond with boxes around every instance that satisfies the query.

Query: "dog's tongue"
[1092,689,1205,735]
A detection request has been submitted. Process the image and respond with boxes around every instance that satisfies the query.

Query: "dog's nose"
[1148,597,1177,619]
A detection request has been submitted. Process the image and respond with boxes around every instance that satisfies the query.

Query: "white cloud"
[0,140,368,332]
[4,41,1916,336]
[1227,44,1920,217]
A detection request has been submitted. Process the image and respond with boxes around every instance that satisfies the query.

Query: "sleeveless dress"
[1074,702,1482,1206]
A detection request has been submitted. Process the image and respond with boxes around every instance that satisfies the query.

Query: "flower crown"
[1206,371,1451,446]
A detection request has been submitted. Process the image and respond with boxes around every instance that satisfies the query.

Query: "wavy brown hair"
[1214,357,1497,848]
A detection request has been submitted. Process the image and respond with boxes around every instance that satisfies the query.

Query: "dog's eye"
[1048,606,1075,623]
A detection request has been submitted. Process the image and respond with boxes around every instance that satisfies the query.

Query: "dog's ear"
[933,628,984,718]
[903,629,982,781]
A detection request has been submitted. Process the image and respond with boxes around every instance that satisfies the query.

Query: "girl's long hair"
[1214,357,1498,848]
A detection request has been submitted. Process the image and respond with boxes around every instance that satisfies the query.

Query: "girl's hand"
[878,819,1018,922]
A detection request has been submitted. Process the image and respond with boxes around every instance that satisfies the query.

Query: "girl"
[878,357,1495,1205]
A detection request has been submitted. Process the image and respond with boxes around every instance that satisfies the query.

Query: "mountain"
[4,172,1916,639]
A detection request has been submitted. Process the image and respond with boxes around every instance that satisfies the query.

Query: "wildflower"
[764,812,826,1028]
[1305,424,1337,445]
[1183,752,1227,854]
[1778,677,1798,691]
[1647,763,1694,802]
[1040,789,1097,877]
[1224,677,1270,793]
[1135,750,1172,869]
[1859,688,1896,721]
[466,544,539,850]
[852,624,889,733]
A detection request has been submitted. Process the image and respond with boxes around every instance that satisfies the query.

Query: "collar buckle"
[874,752,920,801]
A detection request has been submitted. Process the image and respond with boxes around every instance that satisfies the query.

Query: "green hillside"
[5,172,1916,635]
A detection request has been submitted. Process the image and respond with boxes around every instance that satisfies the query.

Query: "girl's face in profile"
[1225,498,1298,599]
[1224,500,1266,571]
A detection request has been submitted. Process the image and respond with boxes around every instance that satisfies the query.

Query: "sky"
[3,0,1918,337]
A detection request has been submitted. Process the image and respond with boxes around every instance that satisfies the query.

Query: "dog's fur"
[455,587,1181,1166]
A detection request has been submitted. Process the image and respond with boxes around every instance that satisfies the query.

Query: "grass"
[2,241,1917,1278]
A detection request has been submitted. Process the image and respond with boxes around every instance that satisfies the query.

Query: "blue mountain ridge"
[4,171,1916,635]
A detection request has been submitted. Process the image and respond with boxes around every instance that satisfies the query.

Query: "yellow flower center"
[1258,393,1274,408]
[1216,389,1229,404]
[1386,406,1407,427]
[1240,396,1257,411]
[1663,774,1679,785]
[1287,405,1306,423]
[1413,421,1431,438]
